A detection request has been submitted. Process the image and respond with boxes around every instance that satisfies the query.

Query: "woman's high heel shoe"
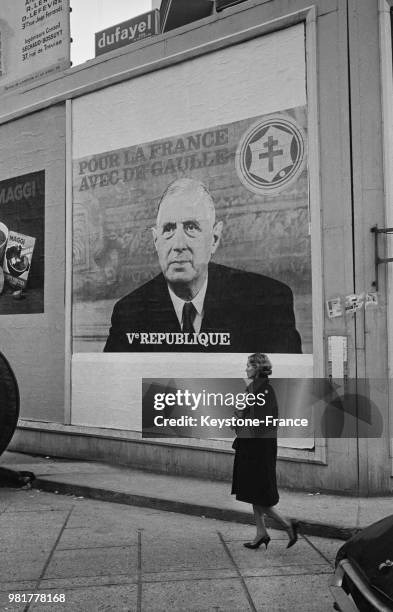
[244,535,271,550]
[286,520,299,549]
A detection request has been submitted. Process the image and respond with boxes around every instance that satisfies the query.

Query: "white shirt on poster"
[167,277,208,334]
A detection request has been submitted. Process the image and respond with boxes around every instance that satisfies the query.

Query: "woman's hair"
[248,353,272,377]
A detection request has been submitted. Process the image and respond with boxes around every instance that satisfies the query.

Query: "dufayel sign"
[95,10,160,57]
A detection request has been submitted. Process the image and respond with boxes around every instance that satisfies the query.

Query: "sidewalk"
[0,486,338,611]
[2,451,393,541]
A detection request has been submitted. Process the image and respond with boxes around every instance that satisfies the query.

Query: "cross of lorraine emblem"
[236,114,306,195]
[248,126,294,183]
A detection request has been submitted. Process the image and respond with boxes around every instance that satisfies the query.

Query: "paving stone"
[0,512,65,556]
[65,504,159,529]
[43,546,137,580]
[141,535,232,573]
[0,552,47,582]
[30,584,137,612]
[0,529,60,553]
[306,535,343,564]
[0,511,69,529]
[142,578,253,611]
[0,541,56,555]
[57,526,138,550]
[245,574,333,611]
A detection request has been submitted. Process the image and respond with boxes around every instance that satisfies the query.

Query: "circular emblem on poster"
[236,114,306,195]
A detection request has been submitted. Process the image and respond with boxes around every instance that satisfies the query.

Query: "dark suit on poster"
[104,262,302,353]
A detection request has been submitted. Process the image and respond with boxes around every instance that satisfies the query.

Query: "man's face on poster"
[152,181,222,294]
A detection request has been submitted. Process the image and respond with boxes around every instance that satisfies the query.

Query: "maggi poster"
[0,170,45,314]
[72,108,312,354]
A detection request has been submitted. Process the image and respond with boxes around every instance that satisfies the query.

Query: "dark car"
[0,350,19,457]
[330,514,393,611]
[0,351,35,487]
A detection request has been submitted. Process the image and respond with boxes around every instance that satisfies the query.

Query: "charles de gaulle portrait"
[103,178,302,353]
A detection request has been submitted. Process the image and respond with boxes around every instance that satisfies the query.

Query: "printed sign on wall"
[72,108,311,353]
[95,10,160,57]
[0,170,45,313]
[0,0,70,93]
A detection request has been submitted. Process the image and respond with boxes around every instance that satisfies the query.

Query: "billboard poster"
[0,0,70,93]
[72,107,311,354]
[0,170,45,314]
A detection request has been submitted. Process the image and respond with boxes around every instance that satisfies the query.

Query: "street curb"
[32,478,357,541]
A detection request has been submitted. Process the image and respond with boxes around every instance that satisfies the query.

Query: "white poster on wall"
[71,24,314,433]
[0,0,70,93]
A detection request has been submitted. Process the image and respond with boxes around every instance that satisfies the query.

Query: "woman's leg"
[243,505,270,547]
[261,505,290,529]
[260,505,297,545]
[253,504,269,538]
[261,507,298,548]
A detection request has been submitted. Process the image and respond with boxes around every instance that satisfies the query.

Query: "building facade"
[1,0,393,495]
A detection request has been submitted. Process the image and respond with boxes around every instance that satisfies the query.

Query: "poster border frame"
[64,6,325,464]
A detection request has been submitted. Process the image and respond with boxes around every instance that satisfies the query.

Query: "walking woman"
[231,353,298,549]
